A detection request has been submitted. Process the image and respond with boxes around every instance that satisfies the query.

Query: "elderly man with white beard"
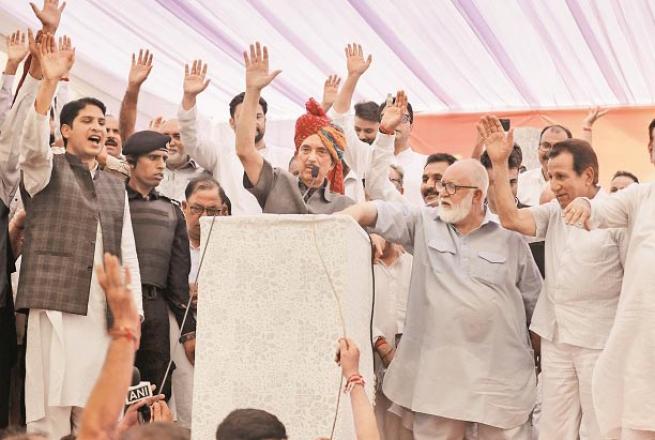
[341,159,542,440]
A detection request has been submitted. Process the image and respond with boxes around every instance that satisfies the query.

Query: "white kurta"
[20,105,142,424]
[26,204,141,422]
[517,167,547,207]
[586,182,655,437]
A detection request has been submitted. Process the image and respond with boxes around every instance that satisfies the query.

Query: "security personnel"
[123,130,196,399]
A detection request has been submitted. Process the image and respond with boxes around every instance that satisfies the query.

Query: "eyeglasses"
[436,181,479,196]
[539,142,554,151]
[189,205,228,216]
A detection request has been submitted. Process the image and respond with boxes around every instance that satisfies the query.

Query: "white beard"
[438,192,474,224]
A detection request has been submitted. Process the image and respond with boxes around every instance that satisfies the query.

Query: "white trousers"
[168,311,194,429]
[539,339,603,440]
[27,406,83,440]
[413,413,530,440]
[374,390,413,440]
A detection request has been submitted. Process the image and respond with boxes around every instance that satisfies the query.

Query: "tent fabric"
[1,0,654,124]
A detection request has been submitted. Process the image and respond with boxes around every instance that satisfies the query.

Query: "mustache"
[423,187,439,197]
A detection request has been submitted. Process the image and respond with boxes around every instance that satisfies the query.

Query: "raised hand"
[345,43,372,77]
[30,0,66,34]
[379,90,408,133]
[148,116,166,132]
[476,115,513,164]
[128,49,154,88]
[244,42,281,91]
[321,74,341,111]
[583,106,609,128]
[183,59,210,97]
[96,253,140,336]
[36,33,75,81]
[5,30,29,74]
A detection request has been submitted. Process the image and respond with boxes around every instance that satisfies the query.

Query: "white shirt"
[327,110,373,180]
[157,159,207,202]
[260,144,293,170]
[528,194,625,349]
[372,252,412,344]
[344,170,366,203]
[365,131,408,204]
[391,148,427,207]
[517,167,548,207]
[0,74,15,128]
[585,182,655,437]
[178,105,290,215]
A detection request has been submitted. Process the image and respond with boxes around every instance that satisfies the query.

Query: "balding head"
[443,159,489,198]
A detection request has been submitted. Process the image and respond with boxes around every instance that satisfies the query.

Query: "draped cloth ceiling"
[1,0,654,123]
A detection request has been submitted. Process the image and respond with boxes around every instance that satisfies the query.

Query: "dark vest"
[16,153,125,315]
[128,193,178,287]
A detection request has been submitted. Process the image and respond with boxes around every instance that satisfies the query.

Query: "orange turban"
[294,98,346,194]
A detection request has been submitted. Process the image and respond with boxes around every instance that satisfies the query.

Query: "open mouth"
[88,135,101,146]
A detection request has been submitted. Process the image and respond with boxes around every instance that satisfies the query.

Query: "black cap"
[122,130,170,156]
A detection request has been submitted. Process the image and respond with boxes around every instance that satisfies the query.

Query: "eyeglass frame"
[436,180,479,196]
[188,204,229,216]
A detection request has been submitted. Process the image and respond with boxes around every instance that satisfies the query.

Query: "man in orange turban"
[235,42,354,214]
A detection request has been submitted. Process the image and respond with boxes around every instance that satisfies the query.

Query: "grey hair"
[389,164,405,184]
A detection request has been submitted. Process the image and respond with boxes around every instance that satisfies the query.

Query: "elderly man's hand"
[562,197,592,229]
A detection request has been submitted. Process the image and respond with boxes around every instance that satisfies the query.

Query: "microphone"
[302,165,320,202]
[126,367,153,423]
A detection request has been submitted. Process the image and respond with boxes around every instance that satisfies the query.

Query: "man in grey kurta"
[342,159,542,439]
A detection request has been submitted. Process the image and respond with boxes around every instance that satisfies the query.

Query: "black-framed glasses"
[436,181,478,196]
[189,205,228,216]
[539,141,554,151]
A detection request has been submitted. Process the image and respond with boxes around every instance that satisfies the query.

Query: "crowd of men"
[1,1,654,439]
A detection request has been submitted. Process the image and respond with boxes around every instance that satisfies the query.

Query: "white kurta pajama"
[528,194,625,440]
[371,201,542,438]
[585,183,655,438]
[20,107,142,439]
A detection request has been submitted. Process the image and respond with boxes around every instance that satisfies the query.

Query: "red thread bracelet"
[344,373,365,393]
[109,326,139,351]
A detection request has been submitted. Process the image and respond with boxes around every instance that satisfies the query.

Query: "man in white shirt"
[563,182,655,440]
[481,116,624,440]
[178,65,292,215]
[343,159,542,439]
[329,43,427,206]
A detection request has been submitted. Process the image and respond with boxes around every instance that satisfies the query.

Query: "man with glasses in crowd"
[342,158,542,439]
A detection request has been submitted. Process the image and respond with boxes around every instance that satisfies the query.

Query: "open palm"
[183,59,210,97]
[345,43,372,76]
[380,91,408,132]
[244,42,280,91]
[38,34,75,81]
[129,49,153,87]
[30,0,66,33]
[6,31,29,64]
[477,115,513,163]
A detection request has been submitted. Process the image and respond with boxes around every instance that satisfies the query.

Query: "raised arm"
[580,106,608,145]
[20,32,74,197]
[236,42,280,185]
[479,115,537,236]
[333,43,372,114]
[1,31,29,124]
[30,0,67,34]
[365,92,406,202]
[321,74,341,113]
[337,338,380,440]
[178,59,218,171]
[119,49,153,141]
[77,254,141,440]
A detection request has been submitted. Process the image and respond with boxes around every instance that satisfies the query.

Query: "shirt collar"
[297,179,333,202]
[126,184,161,201]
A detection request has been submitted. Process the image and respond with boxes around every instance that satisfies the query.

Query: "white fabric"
[393,147,427,206]
[517,167,547,207]
[328,110,373,179]
[178,104,294,215]
[192,215,374,440]
[344,169,366,203]
[157,161,207,202]
[413,413,530,440]
[372,253,412,343]
[189,244,200,283]
[27,406,83,440]
[260,143,294,170]
[0,73,14,127]
[365,130,407,204]
[538,339,602,440]
[586,183,655,437]
[528,194,625,349]
[168,311,194,429]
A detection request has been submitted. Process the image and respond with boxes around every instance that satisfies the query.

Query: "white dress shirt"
[19,105,143,421]
[517,167,548,207]
[0,74,15,128]
[392,147,427,207]
[585,182,655,437]
[372,252,412,344]
[344,169,366,203]
[528,193,625,349]
[157,159,207,202]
